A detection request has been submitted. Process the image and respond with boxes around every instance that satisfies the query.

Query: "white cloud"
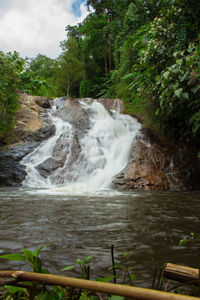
[0,0,88,58]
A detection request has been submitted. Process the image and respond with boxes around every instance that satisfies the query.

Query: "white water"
[21,99,141,195]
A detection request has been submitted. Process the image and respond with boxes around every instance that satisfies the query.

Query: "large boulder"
[0,94,55,186]
[12,93,52,144]
[112,128,200,191]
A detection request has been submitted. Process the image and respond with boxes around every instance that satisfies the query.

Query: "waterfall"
[21,99,141,194]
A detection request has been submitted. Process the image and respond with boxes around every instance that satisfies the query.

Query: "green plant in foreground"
[0,246,137,299]
[108,251,136,286]
[62,255,94,280]
[0,245,49,274]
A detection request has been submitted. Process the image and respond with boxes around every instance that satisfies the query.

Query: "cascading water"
[21,99,141,194]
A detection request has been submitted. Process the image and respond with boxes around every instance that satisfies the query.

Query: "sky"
[0,0,88,58]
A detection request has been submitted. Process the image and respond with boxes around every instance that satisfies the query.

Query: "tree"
[0,51,24,140]
[54,38,84,97]
[18,54,57,97]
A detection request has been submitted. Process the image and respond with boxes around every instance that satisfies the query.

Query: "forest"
[0,0,200,153]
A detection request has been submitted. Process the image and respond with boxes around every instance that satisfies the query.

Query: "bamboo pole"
[163,263,199,283]
[0,270,198,300]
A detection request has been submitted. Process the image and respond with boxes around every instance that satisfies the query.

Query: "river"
[0,187,199,287]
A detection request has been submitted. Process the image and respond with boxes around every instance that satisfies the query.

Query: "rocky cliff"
[112,128,200,191]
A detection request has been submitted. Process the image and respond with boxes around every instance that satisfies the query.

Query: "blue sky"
[0,0,88,58]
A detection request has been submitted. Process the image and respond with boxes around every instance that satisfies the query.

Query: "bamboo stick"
[0,270,198,300]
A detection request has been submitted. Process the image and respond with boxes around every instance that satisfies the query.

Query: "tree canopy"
[0,0,199,151]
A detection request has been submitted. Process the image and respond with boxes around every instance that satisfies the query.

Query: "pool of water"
[0,188,199,287]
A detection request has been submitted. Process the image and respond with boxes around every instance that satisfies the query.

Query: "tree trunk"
[104,47,108,75]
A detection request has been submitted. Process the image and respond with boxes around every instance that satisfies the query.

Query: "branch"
[0,270,198,300]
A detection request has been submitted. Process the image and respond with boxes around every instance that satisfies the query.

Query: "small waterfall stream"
[21,99,141,194]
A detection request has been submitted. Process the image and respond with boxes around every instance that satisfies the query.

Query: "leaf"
[182,92,189,100]
[191,87,199,94]
[23,248,33,263]
[163,71,170,80]
[108,262,121,270]
[83,255,93,264]
[0,253,25,261]
[76,258,82,265]
[96,276,116,283]
[179,239,190,247]
[109,296,124,300]
[122,73,134,81]
[176,59,183,66]
[61,265,75,271]
[4,285,25,294]
[33,245,49,257]
[174,88,183,98]
[130,273,137,282]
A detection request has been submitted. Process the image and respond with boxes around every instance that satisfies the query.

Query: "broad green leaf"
[0,253,25,261]
[23,248,33,263]
[4,285,25,294]
[61,265,75,271]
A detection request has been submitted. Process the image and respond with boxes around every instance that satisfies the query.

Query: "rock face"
[12,94,52,143]
[35,98,91,181]
[0,94,55,186]
[112,128,200,191]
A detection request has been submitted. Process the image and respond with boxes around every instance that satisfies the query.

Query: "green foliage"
[18,54,57,97]
[54,38,84,97]
[0,245,49,273]
[113,0,200,148]
[0,51,23,139]
[62,255,93,280]
[0,246,138,299]
[80,78,93,97]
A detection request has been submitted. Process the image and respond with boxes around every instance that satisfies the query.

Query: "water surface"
[0,188,199,287]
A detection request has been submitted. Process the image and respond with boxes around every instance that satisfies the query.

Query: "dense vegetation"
[0,0,200,151]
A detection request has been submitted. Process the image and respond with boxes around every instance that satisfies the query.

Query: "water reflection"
[0,188,199,287]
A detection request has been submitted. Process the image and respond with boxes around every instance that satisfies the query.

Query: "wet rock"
[7,93,53,144]
[61,99,91,130]
[28,125,56,142]
[0,94,56,186]
[35,97,52,109]
[0,141,39,186]
[112,127,200,191]
[36,158,65,178]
